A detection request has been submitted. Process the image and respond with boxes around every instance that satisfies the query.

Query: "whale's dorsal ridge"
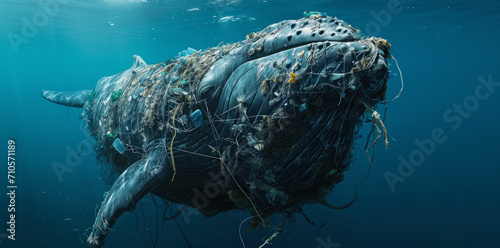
[132,55,147,69]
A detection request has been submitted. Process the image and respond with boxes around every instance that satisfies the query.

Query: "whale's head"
[197,15,391,114]
[187,15,393,219]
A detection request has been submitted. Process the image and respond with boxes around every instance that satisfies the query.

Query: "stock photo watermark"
[316,234,341,248]
[384,74,500,192]
[362,0,403,37]
[6,140,17,241]
[7,0,70,53]
[51,135,93,183]
[178,167,242,224]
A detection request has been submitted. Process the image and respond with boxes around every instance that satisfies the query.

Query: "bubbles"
[218,15,256,23]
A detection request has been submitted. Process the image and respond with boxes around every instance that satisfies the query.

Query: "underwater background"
[1,0,499,247]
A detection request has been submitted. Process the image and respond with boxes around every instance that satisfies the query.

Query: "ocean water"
[1,0,500,247]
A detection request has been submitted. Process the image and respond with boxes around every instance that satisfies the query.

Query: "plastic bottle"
[190,109,203,127]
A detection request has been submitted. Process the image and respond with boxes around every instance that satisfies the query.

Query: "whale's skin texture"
[42,15,391,247]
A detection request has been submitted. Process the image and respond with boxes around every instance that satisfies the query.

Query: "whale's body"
[42,15,391,247]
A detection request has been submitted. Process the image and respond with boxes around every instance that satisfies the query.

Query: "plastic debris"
[107,130,116,139]
[299,103,307,112]
[88,91,95,104]
[190,109,203,127]
[246,133,258,147]
[304,11,326,18]
[331,73,344,81]
[264,169,276,183]
[289,72,296,84]
[387,72,396,79]
[112,138,126,154]
[131,87,144,99]
[170,88,185,95]
[111,89,122,101]
[326,169,337,176]
[178,47,197,58]
[265,193,272,204]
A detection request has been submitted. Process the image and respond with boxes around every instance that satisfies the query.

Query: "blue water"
[1,0,500,247]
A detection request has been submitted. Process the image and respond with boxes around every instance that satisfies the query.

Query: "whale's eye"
[200,86,214,100]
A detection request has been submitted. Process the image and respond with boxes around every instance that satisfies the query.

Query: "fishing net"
[82,16,392,228]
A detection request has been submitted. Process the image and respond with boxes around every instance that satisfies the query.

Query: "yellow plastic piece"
[288,72,296,84]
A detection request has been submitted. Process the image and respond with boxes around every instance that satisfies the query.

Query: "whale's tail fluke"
[41,90,91,108]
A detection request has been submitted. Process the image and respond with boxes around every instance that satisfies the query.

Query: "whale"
[42,14,392,247]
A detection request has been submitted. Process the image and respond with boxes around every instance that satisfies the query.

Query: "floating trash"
[111,89,122,101]
[299,103,307,112]
[387,72,396,79]
[131,87,144,99]
[112,138,126,154]
[190,109,203,127]
[304,11,326,18]
[178,47,197,57]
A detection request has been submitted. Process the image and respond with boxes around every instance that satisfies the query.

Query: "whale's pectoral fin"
[88,141,170,248]
[41,90,92,108]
